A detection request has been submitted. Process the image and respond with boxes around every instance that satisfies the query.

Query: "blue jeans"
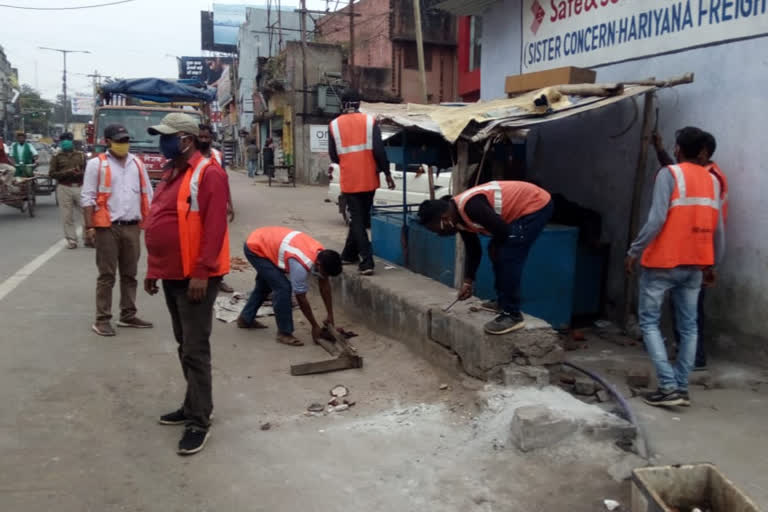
[638,267,702,392]
[247,159,257,177]
[493,200,554,315]
[240,244,294,334]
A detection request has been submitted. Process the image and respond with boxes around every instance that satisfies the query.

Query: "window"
[469,16,482,72]
[403,43,433,71]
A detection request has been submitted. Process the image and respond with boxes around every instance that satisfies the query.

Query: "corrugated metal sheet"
[435,0,499,16]
[360,84,655,143]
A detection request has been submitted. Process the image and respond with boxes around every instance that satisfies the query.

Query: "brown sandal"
[276,333,304,346]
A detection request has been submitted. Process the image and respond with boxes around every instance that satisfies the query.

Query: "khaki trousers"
[56,184,83,243]
[94,224,140,323]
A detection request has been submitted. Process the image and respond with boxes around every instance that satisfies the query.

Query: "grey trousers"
[56,184,83,243]
[162,277,222,430]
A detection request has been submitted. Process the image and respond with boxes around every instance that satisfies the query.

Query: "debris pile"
[306,385,356,416]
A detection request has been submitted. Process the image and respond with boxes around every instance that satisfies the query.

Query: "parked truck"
[91,78,216,182]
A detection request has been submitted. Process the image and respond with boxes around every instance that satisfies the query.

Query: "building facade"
[316,0,457,104]
[449,0,768,360]
[0,45,18,140]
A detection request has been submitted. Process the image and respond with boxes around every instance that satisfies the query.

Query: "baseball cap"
[147,112,200,136]
[104,124,130,141]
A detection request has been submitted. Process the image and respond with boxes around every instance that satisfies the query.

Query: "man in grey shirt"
[625,127,724,408]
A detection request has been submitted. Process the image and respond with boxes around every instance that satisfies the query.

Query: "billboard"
[71,93,94,117]
[521,0,768,72]
[213,4,249,48]
[179,56,235,87]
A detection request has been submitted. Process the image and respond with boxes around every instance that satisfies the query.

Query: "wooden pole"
[452,140,470,288]
[623,91,656,327]
[300,0,308,184]
[412,0,428,103]
[349,0,355,89]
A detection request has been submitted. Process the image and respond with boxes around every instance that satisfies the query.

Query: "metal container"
[631,463,761,512]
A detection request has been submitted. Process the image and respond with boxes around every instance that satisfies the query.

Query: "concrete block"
[573,376,596,396]
[627,368,651,388]
[581,416,637,443]
[422,340,461,374]
[596,389,610,403]
[509,405,577,452]
[528,345,566,366]
[502,365,550,388]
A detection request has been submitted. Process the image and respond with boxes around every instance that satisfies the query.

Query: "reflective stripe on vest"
[212,149,222,166]
[277,230,314,270]
[98,157,112,193]
[330,114,374,155]
[456,181,502,231]
[188,157,211,212]
[668,164,721,209]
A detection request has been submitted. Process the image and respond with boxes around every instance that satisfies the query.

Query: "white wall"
[480,0,768,360]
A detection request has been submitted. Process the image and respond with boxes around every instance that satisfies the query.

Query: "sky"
[0,0,339,101]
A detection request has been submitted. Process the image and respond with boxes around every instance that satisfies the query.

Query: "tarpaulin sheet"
[361,84,655,144]
[101,78,217,103]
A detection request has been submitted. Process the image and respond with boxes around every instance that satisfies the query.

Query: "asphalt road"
[0,171,635,511]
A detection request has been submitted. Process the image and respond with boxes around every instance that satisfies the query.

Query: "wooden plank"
[623,91,656,327]
[453,140,470,288]
[290,355,364,376]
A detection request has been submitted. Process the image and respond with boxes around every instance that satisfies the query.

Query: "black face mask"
[198,141,211,151]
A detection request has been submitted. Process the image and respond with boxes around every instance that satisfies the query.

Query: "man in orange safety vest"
[626,126,725,408]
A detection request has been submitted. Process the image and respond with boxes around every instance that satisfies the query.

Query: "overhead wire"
[0,0,136,10]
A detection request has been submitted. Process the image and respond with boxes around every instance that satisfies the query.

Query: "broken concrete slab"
[574,376,597,396]
[606,453,647,482]
[330,262,560,380]
[502,365,550,388]
[509,405,578,452]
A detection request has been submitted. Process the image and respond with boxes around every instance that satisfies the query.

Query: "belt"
[113,219,140,226]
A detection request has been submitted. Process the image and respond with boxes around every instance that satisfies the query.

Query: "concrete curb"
[331,260,564,381]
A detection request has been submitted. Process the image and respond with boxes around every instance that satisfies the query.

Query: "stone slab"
[509,405,578,452]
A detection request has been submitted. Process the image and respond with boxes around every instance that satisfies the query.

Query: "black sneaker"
[693,364,708,372]
[341,258,358,266]
[359,267,374,276]
[159,409,186,425]
[159,408,214,425]
[484,312,525,335]
[678,390,691,407]
[177,427,210,456]
[643,389,684,407]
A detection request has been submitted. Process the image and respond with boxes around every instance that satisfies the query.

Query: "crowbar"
[442,297,460,312]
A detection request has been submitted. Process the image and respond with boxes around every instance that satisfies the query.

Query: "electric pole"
[412,0,428,103]
[38,47,91,132]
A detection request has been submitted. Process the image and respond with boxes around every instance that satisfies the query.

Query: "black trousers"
[162,276,222,430]
[342,191,376,270]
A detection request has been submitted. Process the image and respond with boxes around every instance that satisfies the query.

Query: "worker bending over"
[237,227,343,346]
[418,181,553,335]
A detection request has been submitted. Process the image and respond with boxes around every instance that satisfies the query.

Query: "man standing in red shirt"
[142,113,230,456]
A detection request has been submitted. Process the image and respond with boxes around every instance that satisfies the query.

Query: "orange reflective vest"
[177,156,230,278]
[454,180,552,235]
[92,153,151,228]
[642,163,721,269]
[246,227,324,272]
[329,112,380,194]
[708,161,728,223]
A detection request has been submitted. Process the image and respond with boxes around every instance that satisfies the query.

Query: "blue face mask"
[159,134,184,160]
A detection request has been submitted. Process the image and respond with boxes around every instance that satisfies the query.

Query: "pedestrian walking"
[417,180,553,335]
[653,130,726,371]
[626,127,724,408]
[237,227,342,346]
[143,113,230,456]
[262,137,275,178]
[328,90,394,276]
[246,137,260,177]
[82,124,154,336]
[49,132,90,249]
